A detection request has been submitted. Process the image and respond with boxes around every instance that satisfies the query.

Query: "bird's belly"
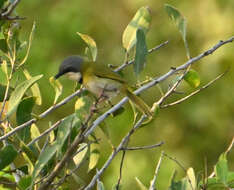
[85,77,122,98]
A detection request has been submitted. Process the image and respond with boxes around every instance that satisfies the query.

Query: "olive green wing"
[94,64,126,83]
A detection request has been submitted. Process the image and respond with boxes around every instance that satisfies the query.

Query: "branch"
[1,0,21,17]
[121,141,164,151]
[161,70,228,108]
[149,151,164,190]
[114,40,169,72]
[0,88,84,141]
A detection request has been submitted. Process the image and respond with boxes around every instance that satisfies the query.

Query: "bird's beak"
[54,72,62,79]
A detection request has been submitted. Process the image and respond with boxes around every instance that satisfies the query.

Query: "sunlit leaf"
[215,153,228,184]
[187,168,196,190]
[165,4,190,58]
[49,76,63,104]
[16,97,36,143]
[1,60,8,81]
[75,95,93,121]
[20,142,37,165]
[18,176,32,190]
[23,69,42,105]
[88,142,100,171]
[135,177,148,190]
[0,144,18,170]
[184,69,200,88]
[134,28,147,76]
[73,143,89,166]
[122,6,151,52]
[7,74,43,117]
[97,180,105,190]
[77,32,97,61]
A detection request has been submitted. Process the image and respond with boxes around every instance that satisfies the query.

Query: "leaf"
[23,69,42,105]
[134,28,148,76]
[77,32,97,61]
[97,180,105,190]
[122,6,151,52]
[88,142,100,171]
[19,22,36,66]
[31,143,57,186]
[183,69,200,88]
[75,95,93,121]
[0,0,7,9]
[215,153,228,184]
[135,177,148,190]
[187,168,196,190]
[7,74,43,117]
[73,143,89,166]
[16,97,36,143]
[0,39,8,53]
[18,176,32,190]
[0,144,18,170]
[49,76,63,104]
[56,114,80,154]
[164,4,190,58]
[1,60,8,82]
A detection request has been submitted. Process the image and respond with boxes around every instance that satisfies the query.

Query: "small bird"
[55,55,152,116]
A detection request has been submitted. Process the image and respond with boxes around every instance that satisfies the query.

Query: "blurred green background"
[15,0,234,189]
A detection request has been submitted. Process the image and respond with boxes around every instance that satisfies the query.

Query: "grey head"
[55,55,84,82]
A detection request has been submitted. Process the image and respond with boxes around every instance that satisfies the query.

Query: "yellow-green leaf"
[184,69,200,88]
[23,69,42,105]
[7,74,43,117]
[187,168,196,190]
[77,32,97,61]
[49,76,63,104]
[122,6,151,52]
[165,4,190,59]
[88,142,100,171]
[1,60,8,81]
[135,177,148,190]
[75,95,93,121]
[73,143,89,166]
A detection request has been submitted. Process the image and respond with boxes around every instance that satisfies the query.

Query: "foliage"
[0,1,233,190]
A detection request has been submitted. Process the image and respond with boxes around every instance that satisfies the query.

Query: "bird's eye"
[79,77,83,84]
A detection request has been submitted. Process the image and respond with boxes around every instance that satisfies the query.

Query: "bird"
[55,55,152,117]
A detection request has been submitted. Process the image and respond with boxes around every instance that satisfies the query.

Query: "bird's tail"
[125,88,152,117]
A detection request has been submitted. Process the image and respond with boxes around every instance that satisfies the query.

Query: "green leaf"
[122,6,151,52]
[88,142,100,171]
[215,153,228,184]
[77,32,97,61]
[17,165,29,175]
[23,69,42,105]
[0,39,8,53]
[18,176,32,190]
[183,69,200,88]
[0,144,18,170]
[16,97,36,143]
[134,28,148,76]
[7,74,43,117]
[164,4,190,59]
[227,172,234,185]
[56,114,80,154]
[49,76,63,104]
[97,180,105,190]
[75,95,93,121]
[0,0,7,9]
[135,177,148,190]
[31,143,57,186]
[1,60,8,81]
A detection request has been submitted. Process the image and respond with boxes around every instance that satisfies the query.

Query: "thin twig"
[121,141,164,151]
[27,119,63,147]
[116,150,126,190]
[163,152,187,173]
[149,151,164,190]
[161,70,228,108]
[1,0,21,17]
[114,40,169,72]
[0,88,84,141]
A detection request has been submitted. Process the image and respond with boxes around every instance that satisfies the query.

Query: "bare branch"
[122,141,164,151]
[1,0,21,17]
[114,40,169,72]
[149,151,164,190]
[161,70,228,108]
